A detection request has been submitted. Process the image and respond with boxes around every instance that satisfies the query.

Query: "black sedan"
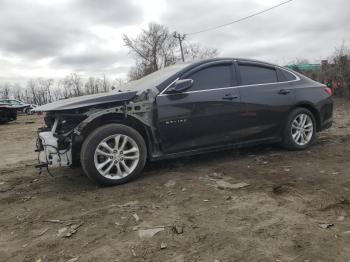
[0,99,37,114]
[34,58,333,186]
[0,102,17,124]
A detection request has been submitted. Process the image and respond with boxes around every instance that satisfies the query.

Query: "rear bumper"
[317,97,333,132]
[319,117,333,131]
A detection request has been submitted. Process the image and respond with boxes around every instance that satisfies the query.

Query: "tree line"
[0,74,126,105]
[287,42,350,98]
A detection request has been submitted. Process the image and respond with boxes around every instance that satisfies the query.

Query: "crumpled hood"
[33,91,137,111]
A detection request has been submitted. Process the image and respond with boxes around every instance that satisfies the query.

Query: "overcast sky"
[0,0,349,83]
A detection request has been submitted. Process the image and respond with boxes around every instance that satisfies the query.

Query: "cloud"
[75,0,143,26]
[0,0,350,83]
[0,0,143,59]
[51,50,126,70]
[161,0,350,63]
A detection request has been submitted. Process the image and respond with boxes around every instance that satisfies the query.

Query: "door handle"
[222,94,238,100]
[278,89,291,95]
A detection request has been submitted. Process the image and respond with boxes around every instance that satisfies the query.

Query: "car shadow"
[142,143,284,179]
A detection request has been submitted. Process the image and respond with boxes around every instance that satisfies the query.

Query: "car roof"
[187,57,279,68]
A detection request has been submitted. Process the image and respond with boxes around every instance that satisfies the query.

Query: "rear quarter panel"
[293,79,333,131]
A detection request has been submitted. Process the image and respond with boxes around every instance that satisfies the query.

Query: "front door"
[156,61,241,154]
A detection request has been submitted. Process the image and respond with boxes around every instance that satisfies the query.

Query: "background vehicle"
[34,58,333,186]
[0,102,17,124]
[0,99,37,115]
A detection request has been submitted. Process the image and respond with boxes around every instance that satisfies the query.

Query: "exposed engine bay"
[35,88,158,171]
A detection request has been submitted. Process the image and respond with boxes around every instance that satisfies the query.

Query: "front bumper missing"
[36,130,72,169]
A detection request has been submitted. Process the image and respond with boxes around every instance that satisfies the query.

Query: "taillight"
[324,87,332,96]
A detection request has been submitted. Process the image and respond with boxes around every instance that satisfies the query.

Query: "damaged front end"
[35,113,86,170]
[34,88,158,172]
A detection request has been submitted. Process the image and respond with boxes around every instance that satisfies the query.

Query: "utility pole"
[173,31,186,62]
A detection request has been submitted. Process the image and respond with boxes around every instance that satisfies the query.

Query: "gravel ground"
[0,98,350,262]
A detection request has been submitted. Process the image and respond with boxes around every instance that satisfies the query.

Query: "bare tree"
[39,78,54,103]
[331,43,350,97]
[183,43,219,61]
[123,23,177,80]
[101,75,110,92]
[0,83,11,99]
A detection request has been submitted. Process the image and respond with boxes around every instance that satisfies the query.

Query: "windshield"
[112,63,190,93]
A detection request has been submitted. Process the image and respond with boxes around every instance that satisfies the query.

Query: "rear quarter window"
[281,69,297,81]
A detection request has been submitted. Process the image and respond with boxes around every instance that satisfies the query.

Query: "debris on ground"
[131,248,137,257]
[281,166,291,172]
[36,228,49,237]
[172,224,184,234]
[57,222,84,238]
[44,219,62,224]
[160,242,167,249]
[216,180,250,190]
[0,183,13,192]
[209,172,223,179]
[138,226,165,238]
[66,257,79,262]
[121,200,139,207]
[164,180,176,187]
[337,216,345,221]
[133,213,140,222]
[272,184,286,195]
[319,223,334,229]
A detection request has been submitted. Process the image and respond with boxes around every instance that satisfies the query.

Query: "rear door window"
[239,65,278,85]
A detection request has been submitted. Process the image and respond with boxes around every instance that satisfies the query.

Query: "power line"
[186,0,294,35]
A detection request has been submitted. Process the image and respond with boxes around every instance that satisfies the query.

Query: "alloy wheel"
[94,134,140,179]
[291,113,314,146]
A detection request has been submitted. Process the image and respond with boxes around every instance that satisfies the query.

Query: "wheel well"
[293,104,321,131]
[74,113,152,162]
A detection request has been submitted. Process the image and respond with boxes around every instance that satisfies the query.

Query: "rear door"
[236,61,296,141]
[156,61,241,154]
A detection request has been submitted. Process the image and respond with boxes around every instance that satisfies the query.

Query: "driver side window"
[187,65,233,91]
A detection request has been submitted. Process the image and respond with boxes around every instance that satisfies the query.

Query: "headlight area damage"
[34,88,158,172]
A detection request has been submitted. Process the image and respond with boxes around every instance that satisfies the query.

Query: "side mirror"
[166,79,193,94]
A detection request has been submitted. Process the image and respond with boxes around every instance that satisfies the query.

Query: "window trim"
[158,61,300,96]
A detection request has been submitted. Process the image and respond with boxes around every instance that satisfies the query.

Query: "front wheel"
[281,108,316,150]
[80,124,147,186]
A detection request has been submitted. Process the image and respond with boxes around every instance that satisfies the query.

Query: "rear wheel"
[80,124,147,186]
[282,108,316,150]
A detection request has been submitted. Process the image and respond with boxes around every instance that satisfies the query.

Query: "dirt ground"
[1,98,350,262]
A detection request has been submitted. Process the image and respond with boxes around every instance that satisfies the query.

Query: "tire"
[281,108,316,150]
[80,124,147,186]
